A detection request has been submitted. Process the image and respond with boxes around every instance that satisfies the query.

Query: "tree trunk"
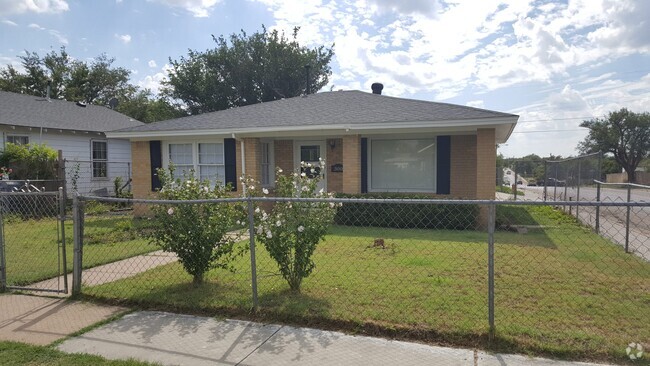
[626,168,637,184]
[193,273,204,285]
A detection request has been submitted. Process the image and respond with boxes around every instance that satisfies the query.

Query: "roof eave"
[106,116,519,140]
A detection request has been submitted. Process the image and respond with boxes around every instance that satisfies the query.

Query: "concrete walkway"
[0,294,125,345]
[28,250,178,295]
[57,311,617,366]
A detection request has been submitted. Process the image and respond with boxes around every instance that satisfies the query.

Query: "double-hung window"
[167,142,225,186]
[91,140,108,179]
[7,135,29,145]
[369,138,436,192]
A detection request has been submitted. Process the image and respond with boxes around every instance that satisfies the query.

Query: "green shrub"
[334,193,478,230]
[0,143,58,180]
[148,167,246,284]
[245,162,338,292]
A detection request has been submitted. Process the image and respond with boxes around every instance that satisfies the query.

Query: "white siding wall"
[0,126,132,195]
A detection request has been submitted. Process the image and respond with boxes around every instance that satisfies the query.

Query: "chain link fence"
[68,195,649,361]
[63,159,132,197]
[0,190,67,294]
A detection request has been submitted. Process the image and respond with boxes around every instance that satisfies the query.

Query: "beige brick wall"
[450,135,477,199]
[326,138,343,193]
[131,141,152,199]
[476,128,496,199]
[342,135,361,194]
[274,140,294,175]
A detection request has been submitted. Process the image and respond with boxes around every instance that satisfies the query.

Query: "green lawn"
[3,213,157,286]
[0,342,158,366]
[81,205,650,364]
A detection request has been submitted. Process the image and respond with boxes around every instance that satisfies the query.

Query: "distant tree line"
[0,27,334,123]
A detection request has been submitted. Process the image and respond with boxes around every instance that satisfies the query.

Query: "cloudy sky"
[1,0,649,157]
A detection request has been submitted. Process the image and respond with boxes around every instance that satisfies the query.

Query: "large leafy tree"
[164,27,334,115]
[579,108,650,183]
[0,47,184,123]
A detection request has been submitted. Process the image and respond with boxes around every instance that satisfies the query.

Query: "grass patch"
[82,206,649,364]
[0,341,158,366]
[496,185,525,196]
[3,213,157,286]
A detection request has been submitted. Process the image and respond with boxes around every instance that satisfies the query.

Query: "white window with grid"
[165,141,225,186]
[7,135,29,145]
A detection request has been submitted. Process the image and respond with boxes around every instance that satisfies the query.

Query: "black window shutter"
[361,138,368,193]
[149,141,162,191]
[224,138,237,191]
[436,136,451,195]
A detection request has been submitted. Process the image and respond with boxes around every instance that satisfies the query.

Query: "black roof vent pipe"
[371,83,383,95]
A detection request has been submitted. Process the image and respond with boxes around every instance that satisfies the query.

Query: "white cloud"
[116,34,132,44]
[133,57,140,62]
[150,0,221,17]
[0,0,69,15]
[466,100,485,108]
[252,0,650,101]
[1,19,17,26]
[28,23,68,44]
[138,64,172,94]
[148,59,157,68]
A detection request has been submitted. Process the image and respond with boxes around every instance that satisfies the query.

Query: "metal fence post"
[595,181,601,234]
[543,161,547,202]
[72,195,84,296]
[247,197,259,310]
[59,187,68,294]
[625,185,631,253]
[0,198,5,293]
[487,203,496,340]
[513,164,518,201]
[576,160,581,219]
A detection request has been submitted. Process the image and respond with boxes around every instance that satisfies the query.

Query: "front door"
[294,140,327,192]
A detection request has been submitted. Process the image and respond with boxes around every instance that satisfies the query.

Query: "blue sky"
[1,0,649,157]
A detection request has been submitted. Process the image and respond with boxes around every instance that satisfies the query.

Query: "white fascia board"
[106,116,519,140]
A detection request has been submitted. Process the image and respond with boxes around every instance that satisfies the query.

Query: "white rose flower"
[297,225,305,232]
[255,207,260,213]
[167,207,174,215]
[307,163,312,167]
[300,172,306,177]
[262,188,269,195]
[276,220,282,227]
[250,185,255,190]
[266,230,273,239]
[278,168,283,173]
[257,226,263,235]
[236,220,241,225]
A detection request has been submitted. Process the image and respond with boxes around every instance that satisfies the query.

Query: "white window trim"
[6,134,30,145]
[90,139,109,180]
[260,139,275,188]
[367,136,437,193]
[162,140,226,184]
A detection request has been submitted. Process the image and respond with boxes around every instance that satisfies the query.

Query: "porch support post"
[342,135,361,194]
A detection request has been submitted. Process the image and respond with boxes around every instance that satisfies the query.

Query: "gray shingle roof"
[113,90,517,133]
[0,91,143,133]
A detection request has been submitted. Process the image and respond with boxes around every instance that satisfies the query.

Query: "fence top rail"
[78,195,650,207]
[0,191,59,196]
[545,152,601,163]
[593,180,650,189]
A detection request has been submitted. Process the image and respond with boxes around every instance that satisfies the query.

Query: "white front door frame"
[293,140,327,192]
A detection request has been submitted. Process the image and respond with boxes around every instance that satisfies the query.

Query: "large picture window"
[7,135,29,145]
[91,140,108,179]
[370,138,436,192]
[167,142,225,185]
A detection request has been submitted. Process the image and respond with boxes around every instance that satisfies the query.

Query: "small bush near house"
[245,162,338,292]
[334,193,478,230]
[0,143,58,180]
[148,167,246,284]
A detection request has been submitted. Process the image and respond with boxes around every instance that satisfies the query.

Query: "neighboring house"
[106,84,518,200]
[0,91,143,194]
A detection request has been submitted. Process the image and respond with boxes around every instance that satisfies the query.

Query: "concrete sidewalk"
[57,311,616,366]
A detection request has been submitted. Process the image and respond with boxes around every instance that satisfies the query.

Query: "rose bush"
[148,167,246,284]
[244,160,339,292]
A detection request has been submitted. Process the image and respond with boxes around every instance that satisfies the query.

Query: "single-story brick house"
[106,85,518,200]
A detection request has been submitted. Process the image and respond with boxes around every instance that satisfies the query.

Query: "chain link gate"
[0,189,68,294]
